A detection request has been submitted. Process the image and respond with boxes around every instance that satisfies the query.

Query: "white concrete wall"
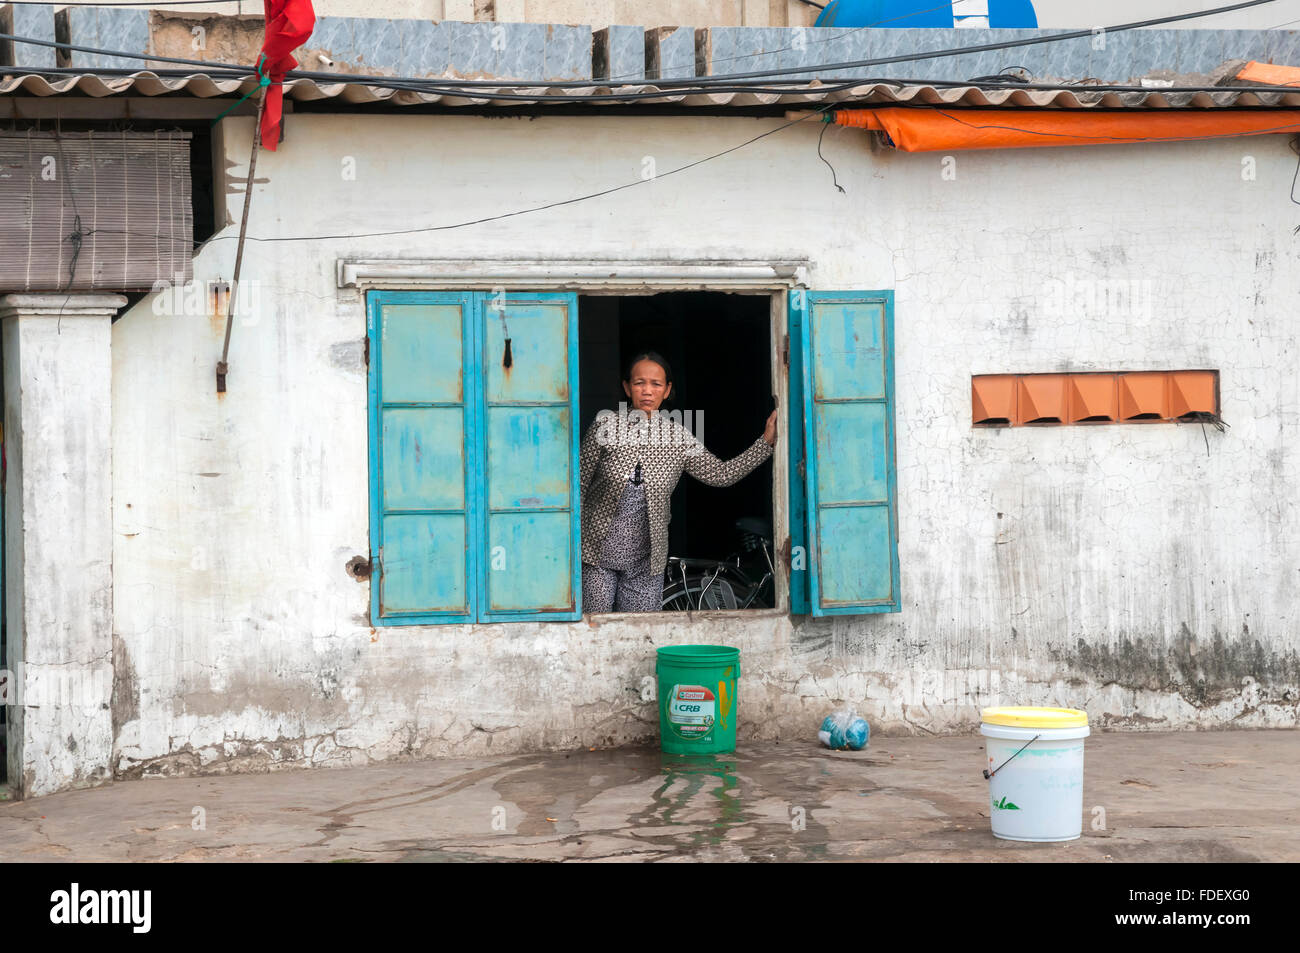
[109,112,1300,780]
[3,295,120,797]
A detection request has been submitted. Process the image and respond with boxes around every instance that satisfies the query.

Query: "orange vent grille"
[973,372,1218,427]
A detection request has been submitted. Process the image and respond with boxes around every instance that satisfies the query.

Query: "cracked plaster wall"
[102,113,1300,787]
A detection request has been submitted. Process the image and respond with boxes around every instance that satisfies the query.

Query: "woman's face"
[622,359,672,413]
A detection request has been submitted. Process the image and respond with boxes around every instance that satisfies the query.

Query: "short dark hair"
[623,351,673,386]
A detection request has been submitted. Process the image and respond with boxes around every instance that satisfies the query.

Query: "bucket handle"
[982,734,1040,780]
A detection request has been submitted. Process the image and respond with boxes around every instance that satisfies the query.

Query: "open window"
[577,292,773,589]
[367,285,901,623]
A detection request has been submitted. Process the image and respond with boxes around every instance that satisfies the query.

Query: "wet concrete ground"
[2,730,1296,862]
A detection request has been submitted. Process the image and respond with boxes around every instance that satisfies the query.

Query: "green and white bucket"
[656,645,739,755]
[980,706,1090,842]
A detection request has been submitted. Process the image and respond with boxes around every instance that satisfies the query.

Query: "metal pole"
[216,89,265,393]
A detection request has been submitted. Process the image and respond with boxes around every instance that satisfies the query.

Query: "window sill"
[584,607,788,624]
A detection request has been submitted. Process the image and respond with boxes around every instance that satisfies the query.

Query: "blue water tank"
[814,0,1038,29]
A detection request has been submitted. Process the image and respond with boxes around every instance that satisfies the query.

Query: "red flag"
[259,0,315,151]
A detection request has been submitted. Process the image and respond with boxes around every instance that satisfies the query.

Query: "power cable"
[0,0,1033,87]
[1289,135,1300,209]
[342,73,1300,103]
[224,102,842,242]
[817,120,844,193]
[653,0,1286,86]
[600,1,959,82]
[72,100,1300,248]
[64,102,842,250]
[0,0,1283,91]
[12,61,1300,99]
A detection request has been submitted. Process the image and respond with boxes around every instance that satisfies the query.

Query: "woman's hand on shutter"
[763,409,778,447]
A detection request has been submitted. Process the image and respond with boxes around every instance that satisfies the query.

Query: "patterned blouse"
[579,407,774,577]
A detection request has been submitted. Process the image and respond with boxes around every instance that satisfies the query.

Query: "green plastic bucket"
[656,645,740,755]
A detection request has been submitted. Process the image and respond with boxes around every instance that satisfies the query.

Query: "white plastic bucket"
[980,707,1090,842]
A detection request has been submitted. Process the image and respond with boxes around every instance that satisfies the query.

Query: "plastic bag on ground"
[819,707,871,750]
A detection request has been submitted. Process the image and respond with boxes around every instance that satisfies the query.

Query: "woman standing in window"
[579,352,777,613]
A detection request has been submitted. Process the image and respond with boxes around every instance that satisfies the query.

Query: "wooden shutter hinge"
[364,336,370,366]
[781,334,789,367]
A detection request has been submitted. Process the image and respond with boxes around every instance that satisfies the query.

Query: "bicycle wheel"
[662,576,741,611]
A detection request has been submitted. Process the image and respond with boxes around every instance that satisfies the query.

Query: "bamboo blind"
[0,130,193,291]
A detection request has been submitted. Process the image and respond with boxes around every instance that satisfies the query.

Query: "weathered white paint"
[2,294,121,798]
[97,113,1299,788]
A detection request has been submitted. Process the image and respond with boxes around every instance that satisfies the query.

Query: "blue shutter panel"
[368,293,477,623]
[787,290,811,614]
[800,291,901,615]
[477,293,581,621]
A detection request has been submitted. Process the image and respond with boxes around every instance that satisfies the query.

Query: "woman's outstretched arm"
[681,432,774,488]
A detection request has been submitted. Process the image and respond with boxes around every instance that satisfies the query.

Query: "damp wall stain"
[1050,625,1300,706]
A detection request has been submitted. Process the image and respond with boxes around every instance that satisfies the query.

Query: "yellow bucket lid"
[981,706,1088,729]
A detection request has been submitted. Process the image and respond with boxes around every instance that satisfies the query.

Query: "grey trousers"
[582,562,663,613]
[583,478,661,613]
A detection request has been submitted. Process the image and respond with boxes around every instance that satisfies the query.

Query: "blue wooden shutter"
[477,292,581,621]
[368,292,477,624]
[799,291,901,615]
[787,290,811,614]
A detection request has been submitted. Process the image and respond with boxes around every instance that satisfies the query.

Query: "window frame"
[360,274,813,626]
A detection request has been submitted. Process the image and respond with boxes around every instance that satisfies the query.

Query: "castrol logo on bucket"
[668,684,716,739]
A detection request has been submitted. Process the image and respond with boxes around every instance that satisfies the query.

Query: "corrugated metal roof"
[2,71,1300,110]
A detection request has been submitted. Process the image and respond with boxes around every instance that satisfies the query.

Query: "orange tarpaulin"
[1236,61,1300,87]
[831,107,1300,152]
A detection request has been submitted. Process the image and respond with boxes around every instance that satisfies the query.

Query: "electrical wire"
[613,2,970,84]
[223,102,843,242]
[2,3,1292,244]
[9,61,1300,104]
[0,0,1283,92]
[817,120,844,193]
[70,100,1300,248]
[648,0,1286,86]
[13,60,1300,100]
[0,0,1054,87]
[1289,135,1300,208]
[59,102,841,249]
